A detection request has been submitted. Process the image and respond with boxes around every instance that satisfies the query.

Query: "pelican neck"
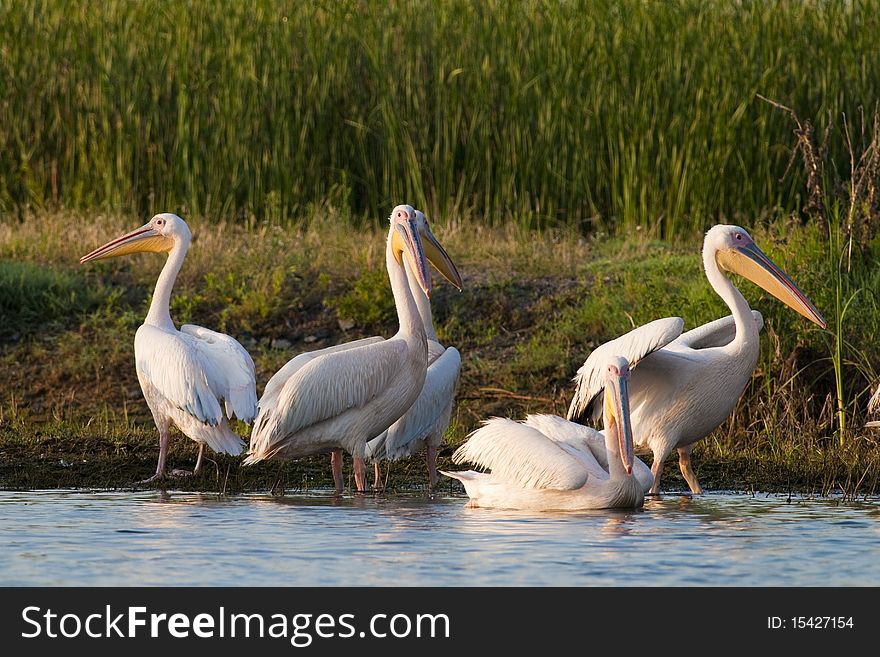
[144,240,187,331]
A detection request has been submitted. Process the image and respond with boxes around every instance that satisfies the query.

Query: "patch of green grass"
[0,260,100,338]
[325,268,395,332]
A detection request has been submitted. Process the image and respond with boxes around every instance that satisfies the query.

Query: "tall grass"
[1,0,879,234]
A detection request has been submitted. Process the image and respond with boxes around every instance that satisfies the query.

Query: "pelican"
[865,388,880,428]
[442,356,644,511]
[80,213,257,482]
[567,224,826,494]
[244,205,462,493]
[365,210,462,491]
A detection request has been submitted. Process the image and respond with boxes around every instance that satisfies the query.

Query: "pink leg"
[171,442,207,477]
[678,444,703,494]
[140,430,170,484]
[465,499,479,508]
[192,443,206,475]
[373,462,383,490]
[353,457,367,493]
[330,449,344,494]
[649,452,665,495]
[426,445,439,490]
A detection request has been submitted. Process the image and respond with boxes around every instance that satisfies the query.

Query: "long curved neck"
[386,231,427,343]
[144,241,187,331]
[403,257,438,342]
[703,246,759,349]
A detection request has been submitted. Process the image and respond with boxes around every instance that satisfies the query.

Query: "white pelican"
[80,213,257,482]
[567,224,826,494]
[865,388,880,429]
[365,210,462,491]
[442,356,644,511]
[244,205,462,493]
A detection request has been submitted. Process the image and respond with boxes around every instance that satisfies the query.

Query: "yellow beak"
[391,217,433,297]
[716,242,827,328]
[80,223,173,264]
[419,224,463,290]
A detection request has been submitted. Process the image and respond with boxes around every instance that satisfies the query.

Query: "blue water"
[1,490,878,586]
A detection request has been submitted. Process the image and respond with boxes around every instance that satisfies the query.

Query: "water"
[2,490,879,586]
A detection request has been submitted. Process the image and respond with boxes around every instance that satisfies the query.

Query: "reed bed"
[2,0,880,235]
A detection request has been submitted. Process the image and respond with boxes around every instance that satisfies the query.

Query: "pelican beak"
[717,242,827,328]
[606,368,634,476]
[391,215,433,298]
[419,223,463,290]
[79,223,172,264]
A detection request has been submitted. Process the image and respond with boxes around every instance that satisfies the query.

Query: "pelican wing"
[249,338,407,458]
[522,414,654,493]
[367,346,460,461]
[521,414,609,480]
[453,417,588,490]
[179,325,258,423]
[869,384,880,416]
[671,310,763,350]
[135,325,224,426]
[567,317,684,423]
[259,336,384,411]
[427,339,446,365]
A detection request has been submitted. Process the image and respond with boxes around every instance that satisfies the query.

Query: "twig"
[476,387,556,403]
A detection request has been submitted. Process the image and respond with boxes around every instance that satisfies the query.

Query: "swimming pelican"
[80,213,257,482]
[244,205,462,493]
[365,211,461,491]
[567,224,826,494]
[442,356,644,510]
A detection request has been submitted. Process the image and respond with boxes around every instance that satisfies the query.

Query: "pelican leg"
[192,443,206,475]
[171,442,206,477]
[426,445,439,490]
[678,444,703,494]
[649,452,666,495]
[373,462,383,491]
[353,457,367,493]
[139,429,170,484]
[330,450,344,494]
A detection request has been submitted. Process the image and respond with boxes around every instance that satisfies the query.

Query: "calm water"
[1,490,878,586]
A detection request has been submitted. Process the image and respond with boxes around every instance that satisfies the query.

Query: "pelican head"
[603,355,634,476]
[80,213,190,264]
[413,210,463,291]
[707,224,826,328]
[389,204,462,298]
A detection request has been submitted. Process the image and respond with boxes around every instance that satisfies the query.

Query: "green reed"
[1,0,879,234]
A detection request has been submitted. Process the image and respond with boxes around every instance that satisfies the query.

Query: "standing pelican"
[80,213,257,482]
[442,356,644,511]
[244,205,462,493]
[568,224,826,494]
[365,210,461,491]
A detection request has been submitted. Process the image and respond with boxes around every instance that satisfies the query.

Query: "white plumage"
[567,225,825,494]
[80,213,256,482]
[365,211,462,489]
[245,205,463,493]
[443,356,644,511]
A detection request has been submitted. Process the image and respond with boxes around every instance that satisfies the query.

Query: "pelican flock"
[244,205,462,493]
[365,210,462,491]
[73,213,830,507]
[567,224,826,494]
[80,213,257,482]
